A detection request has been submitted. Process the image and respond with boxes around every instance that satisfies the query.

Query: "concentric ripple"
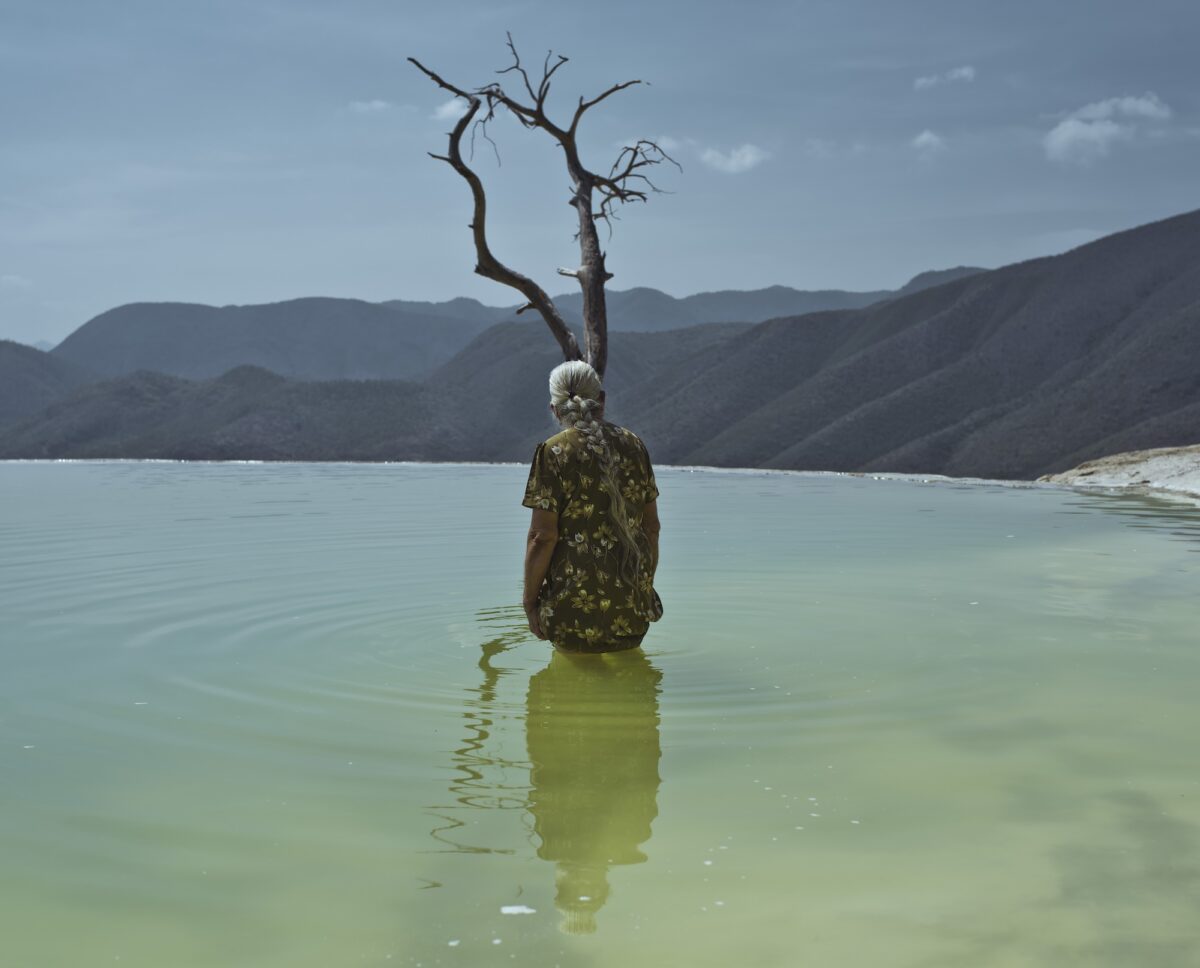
[3,461,1199,968]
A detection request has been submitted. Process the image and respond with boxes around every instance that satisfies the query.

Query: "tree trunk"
[566,157,613,379]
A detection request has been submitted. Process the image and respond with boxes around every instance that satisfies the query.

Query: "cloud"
[911,129,946,155]
[1043,92,1171,164]
[1043,118,1131,164]
[431,97,470,121]
[612,134,688,155]
[0,274,33,289]
[914,65,976,91]
[348,99,392,114]
[1072,93,1171,122]
[699,143,770,174]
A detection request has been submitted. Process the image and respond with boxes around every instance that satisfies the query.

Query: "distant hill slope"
[381,296,515,326]
[38,268,985,392]
[630,209,1200,478]
[891,266,986,297]
[0,325,749,461]
[0,366,467,461]
[388,268,986,334]
[427,320,753,460]
[542,285,890,331]
[50,297,495,382]
[4,210,1198,477]
[0,341,96,427]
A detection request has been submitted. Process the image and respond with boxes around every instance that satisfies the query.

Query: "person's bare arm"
[523,507,559,639]
[641,499,661,581]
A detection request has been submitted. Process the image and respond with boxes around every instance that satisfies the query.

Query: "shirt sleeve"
[641,441,660,503]
[522,442,563,512]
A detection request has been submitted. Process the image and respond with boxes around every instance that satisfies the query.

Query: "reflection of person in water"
[525,649,663,935]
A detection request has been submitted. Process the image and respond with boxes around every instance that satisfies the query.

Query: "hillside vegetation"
[0,341,96,426]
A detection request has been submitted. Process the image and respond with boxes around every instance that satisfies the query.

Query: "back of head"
[548,360,603,424]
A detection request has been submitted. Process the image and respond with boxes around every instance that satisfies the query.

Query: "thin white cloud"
[911,129,946,155]
[348,99,392,114]
[914,65,976,91]
[699,143,770,174]
[1044,118,1131,164]
[1044,92,1171,164]
[1072,93,1171,122]
[432,97,469,121]
[612,134,687,154]
[0,273,33,289]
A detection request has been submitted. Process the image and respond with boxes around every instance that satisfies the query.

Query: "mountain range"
[1,210,1197,479]
[35,267,982,385]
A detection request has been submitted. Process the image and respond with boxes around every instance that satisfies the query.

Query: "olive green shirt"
[522,422,660,652]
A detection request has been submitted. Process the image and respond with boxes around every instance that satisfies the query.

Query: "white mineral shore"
[1038,444,1200,501]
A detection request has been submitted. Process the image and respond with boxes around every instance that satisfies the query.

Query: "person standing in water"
[522,361,662,653]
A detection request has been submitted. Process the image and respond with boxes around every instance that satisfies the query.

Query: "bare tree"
[409,34,679,379]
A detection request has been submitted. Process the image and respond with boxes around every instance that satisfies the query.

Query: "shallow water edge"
[6,456,1198,507]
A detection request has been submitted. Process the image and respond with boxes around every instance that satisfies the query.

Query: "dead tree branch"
[408,57,581,362]
[409,35,679,379]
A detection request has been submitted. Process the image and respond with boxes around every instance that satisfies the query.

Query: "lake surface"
[2,461,1199,967]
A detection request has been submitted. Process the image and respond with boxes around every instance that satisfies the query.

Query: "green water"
[2,462,1198,967]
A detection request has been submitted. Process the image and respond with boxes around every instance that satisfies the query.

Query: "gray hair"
[545,360,647,590]
[548,360,604,430]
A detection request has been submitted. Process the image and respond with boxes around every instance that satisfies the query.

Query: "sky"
[2,0,1198,345]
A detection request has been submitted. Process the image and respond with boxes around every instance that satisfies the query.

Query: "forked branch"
[409,56,581,361]
[409,36,678,378]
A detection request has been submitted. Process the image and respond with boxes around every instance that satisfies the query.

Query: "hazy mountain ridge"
[50,297,495,383]
[11,268,980,420]
[0,340,97,425]
[1,213,1197,476]
[891,266,986,297]
[0,324,757,461]
[388,268,985,335]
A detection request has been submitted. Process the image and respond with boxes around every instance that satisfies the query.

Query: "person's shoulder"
[610,424,650,454]
[544,427,577,447]
[542,427,583,454]
[536,427,584,465]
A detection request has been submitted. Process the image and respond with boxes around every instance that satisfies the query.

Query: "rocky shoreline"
[1038,444,1200,503]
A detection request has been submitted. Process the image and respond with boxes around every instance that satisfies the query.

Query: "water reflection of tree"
[525,650,662,935]
[426,607,529,856]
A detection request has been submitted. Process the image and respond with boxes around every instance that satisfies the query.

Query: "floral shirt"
[522,422,660,652]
